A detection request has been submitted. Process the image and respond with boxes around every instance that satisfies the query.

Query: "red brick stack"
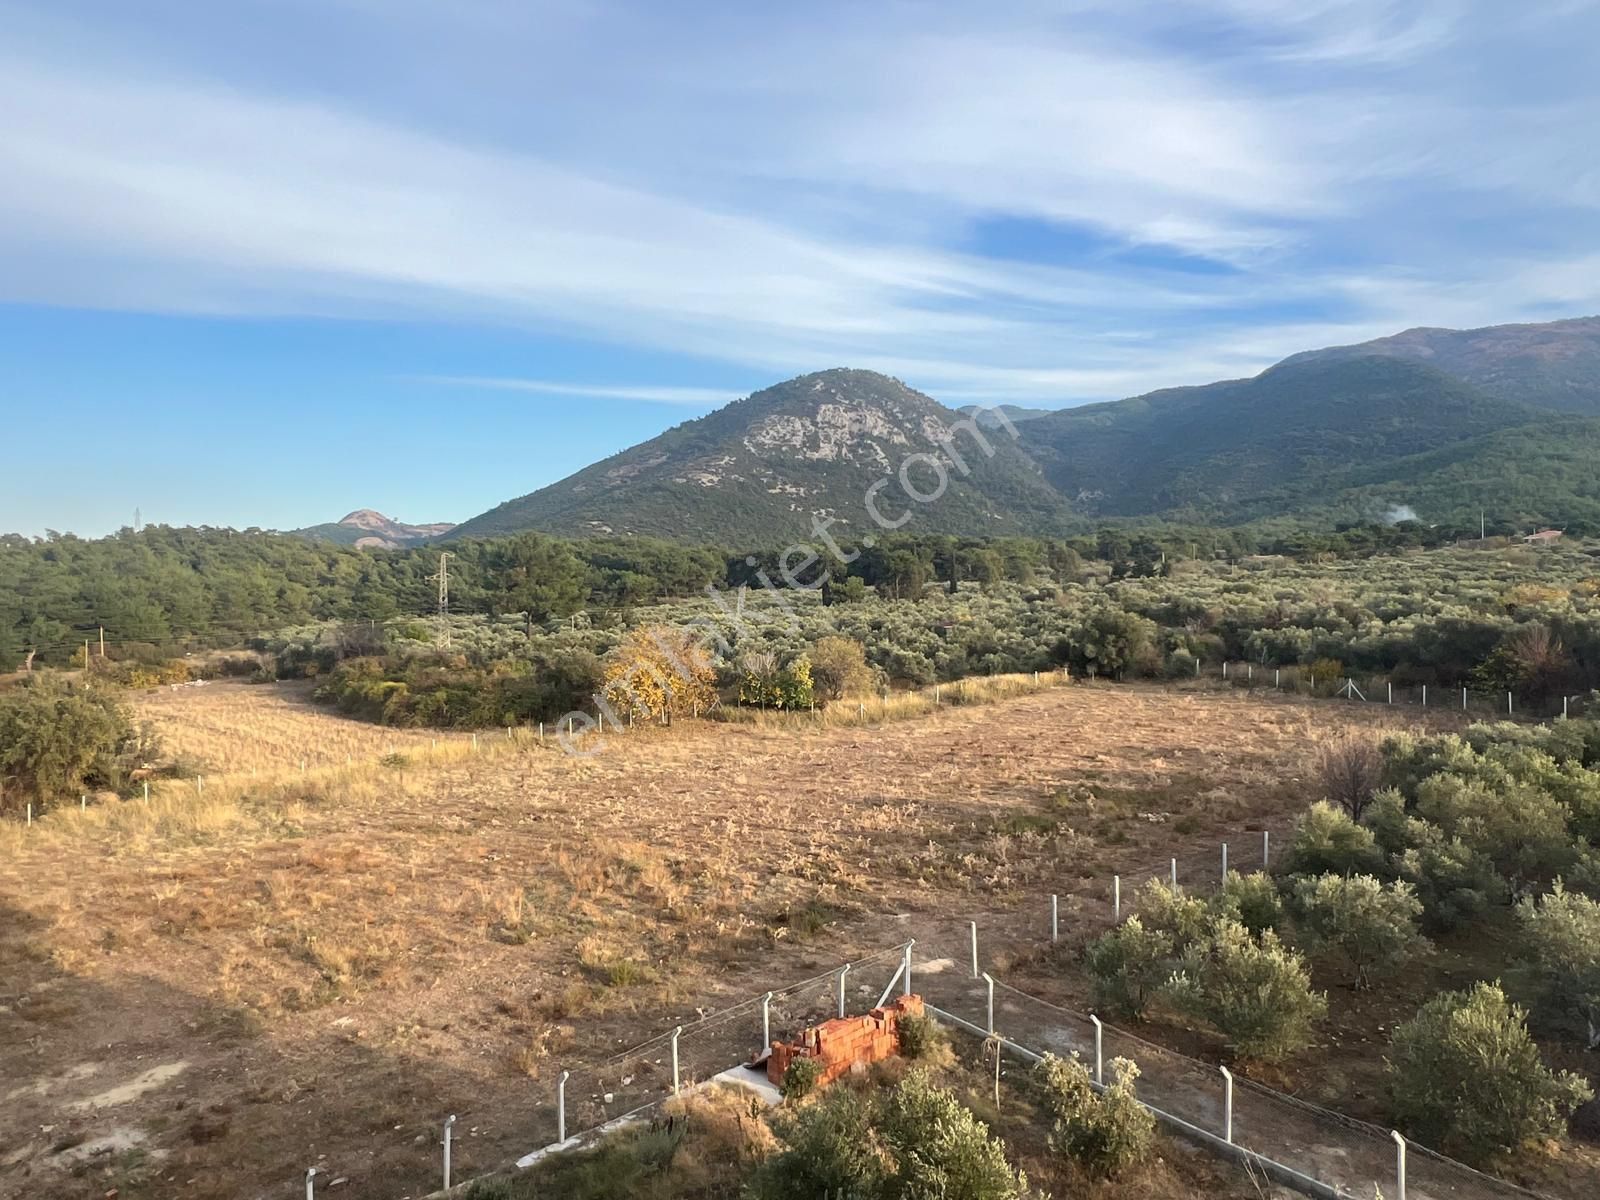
[765,994,925,1088]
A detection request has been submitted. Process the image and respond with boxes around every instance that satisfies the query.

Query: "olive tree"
[1386,982,1591,1160]
[1167,921,1326,1061]
[1291,874,1429,989]
[1514,883,1600,1049]
[1035,1053,1154,1178]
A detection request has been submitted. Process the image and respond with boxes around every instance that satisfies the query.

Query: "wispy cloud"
[0,0,1597,406]
[420,376,737,406]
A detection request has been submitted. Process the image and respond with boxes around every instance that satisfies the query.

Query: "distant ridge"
[442,315,1600,540]
[295,509,455,549]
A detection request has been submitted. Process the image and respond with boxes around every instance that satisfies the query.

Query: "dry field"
[1,680,1459,1200]
[135,681,452,774]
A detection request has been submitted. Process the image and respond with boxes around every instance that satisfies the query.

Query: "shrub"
[896,1013,948,1061]
[810,636,876,700]
[1290,874,1428,988]
[877,1071,1027,1199]
[748,1086,886,1200]
[0,676,148,816]
[1168,921,1326,1061]
[1386,982,1591,1160]
[751,1072,1025,1200]
[1414,774,1578,893]
[1212,870,1285,936]
[1318,735,1386,820]
[1282,801,1384,877]
[1084,917,1175,1019]
[1132,879,1210,947]
[1514,883,1600,1049]
[780,1056,823,1101]
[601,625,718,722]
[1035,1053,1154,1178]
[1393,831,1503,932]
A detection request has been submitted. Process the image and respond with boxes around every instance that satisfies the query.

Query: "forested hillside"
[0,521,1449,669]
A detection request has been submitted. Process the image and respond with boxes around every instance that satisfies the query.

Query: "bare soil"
[0,680,1532,1200]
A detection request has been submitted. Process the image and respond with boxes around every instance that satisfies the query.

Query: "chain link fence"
[514,942,914,1159]
[908,933,1550,1200]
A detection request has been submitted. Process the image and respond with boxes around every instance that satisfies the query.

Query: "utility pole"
[429,552,453,646]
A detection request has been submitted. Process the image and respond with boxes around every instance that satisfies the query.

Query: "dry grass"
[0,679,1463,1200]
[134,679,462,773]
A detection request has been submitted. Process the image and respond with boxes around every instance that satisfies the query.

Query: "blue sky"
[2,0,1598,536]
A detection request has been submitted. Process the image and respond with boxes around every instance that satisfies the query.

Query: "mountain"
[448,369,1072,546]
[295,510,456,549]
[1013,356,1539,522]
[1281,315,1600,414]
[447,317,1600,541]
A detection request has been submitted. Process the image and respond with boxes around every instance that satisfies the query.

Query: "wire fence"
[514,942,914,1159]
[909,887,1555,1200]
[1201,660,1597,723]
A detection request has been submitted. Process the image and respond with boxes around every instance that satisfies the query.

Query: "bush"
[1414,774,1577,893]
[750,1072,1025,1200]
[1386,982,1591,1160]
[896,1013,948,1061]
[1132,879,1210,947]
[1514,883,1600,1049]
[1282,801,1384,877]
[0,676,149,816]
[748,1086,886,1200]
[780,1056,823,1101]
[1035,1053,1154,1178]
[1084,917,1175,1019]
[1290,873,1428,988]
[877,1071,1027,1199]
[1212,870,1285,936]
[1168,921,1326,1061]
[810,636,876,700]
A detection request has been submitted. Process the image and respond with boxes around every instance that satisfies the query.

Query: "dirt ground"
[0,679,1513,1199]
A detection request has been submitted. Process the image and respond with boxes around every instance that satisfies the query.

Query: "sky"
[2,0,1599,537]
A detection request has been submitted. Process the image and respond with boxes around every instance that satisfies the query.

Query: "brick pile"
[764,994,925,1088]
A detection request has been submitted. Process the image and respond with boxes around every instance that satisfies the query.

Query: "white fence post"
[1262,830,1270,869]
[983,973,995,1035]
[143,781,150,803]
[25,803,30,827]
[969,921,980,977]
[1221,842,1228,880]
[1113,876,1121,921]
[1388,682,1393,704]
[1050,894,1059,943]
[1392,1130,1407,1200]
[1090,1014,1103,1085]
[762,992,773,1049]
[1462,686,1468,710]
[1170,857,1177,888]
[443,1113,456,1190]
[1220,1066,1234,1144]
[903,940,914,997]
[1422,684,1427,707]
[1274,668,1280,688]
[1508,691,1514,716]
[305,1167,317,1200]
[558,1070,569,1143]
[671,1026,683,1094]
[837,963,850,1019]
